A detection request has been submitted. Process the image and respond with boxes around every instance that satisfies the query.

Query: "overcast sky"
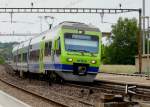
[0,0,149,42]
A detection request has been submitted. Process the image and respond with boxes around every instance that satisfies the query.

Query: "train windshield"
[64,33,99,53]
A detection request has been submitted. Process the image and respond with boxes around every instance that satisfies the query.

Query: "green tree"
[0,42,18,60]
[0,56,5,64]
[103,17,138,65]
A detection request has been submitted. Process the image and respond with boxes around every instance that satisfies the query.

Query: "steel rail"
[4,64,150,102]
[65,80,150,101]
[94,80,150,99]
[99,72,147,77]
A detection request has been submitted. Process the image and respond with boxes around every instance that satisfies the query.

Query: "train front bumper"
[54,64,99,82]
[54,64,99,74]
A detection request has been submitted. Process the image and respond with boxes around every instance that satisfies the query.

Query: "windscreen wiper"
[67,49,94,56]
[67,49,78,52]
[76,49,96,56]
[76,49,90,53]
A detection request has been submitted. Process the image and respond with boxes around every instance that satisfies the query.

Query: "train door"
[53,37,61,71]
[19,47,24,77]
[16,45,19,71]
[39,40,45,73]
[55,37,61,56]
[27,39,32,72]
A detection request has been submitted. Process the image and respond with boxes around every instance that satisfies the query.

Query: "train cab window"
[45,41,52,56]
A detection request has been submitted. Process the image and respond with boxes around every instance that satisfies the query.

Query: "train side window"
[18,54,21,62]
[36,50,39,61]
[23,53,27,62]
[45,42,49,56]
[16,55,19,62]
[45,41,52,56]
[49,42,52,55]
[30,50,39,61]
[30,51,34,61]
[22,53,24,62]
[25,53,27,62]
[14,55,17,62]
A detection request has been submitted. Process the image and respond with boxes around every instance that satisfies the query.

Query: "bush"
[0,56,5,64]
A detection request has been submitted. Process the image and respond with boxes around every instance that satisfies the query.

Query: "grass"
[100,65,136,74]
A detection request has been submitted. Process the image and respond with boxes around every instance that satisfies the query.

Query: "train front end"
[57,22,101,82]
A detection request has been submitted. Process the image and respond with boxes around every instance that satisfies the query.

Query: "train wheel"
[59,78,64,84]
[19,71,24,78]
[45,70,52,86]
[27,71,32,82]
[50,71,56,82]
[54,74,64,84]
[24,72,29,78]
[41,74,45,81]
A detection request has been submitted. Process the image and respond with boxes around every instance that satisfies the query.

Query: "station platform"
[96,73,150,87]
[0,90,31,107]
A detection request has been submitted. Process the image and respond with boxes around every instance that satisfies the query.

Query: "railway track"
[2,64,96,107]
[2,64,150,106]
[0,78,68,107]
[0,77,94,107]
[95,80,150,99]
[99,72,148,77]
[65,80,150,102]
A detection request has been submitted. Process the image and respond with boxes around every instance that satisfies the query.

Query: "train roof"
[12,28,58,52]
[58,21,100,32]
[12,21,100,52]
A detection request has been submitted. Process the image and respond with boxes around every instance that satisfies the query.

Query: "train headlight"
[67,58,73,62]
[78,30,84,34]
[91,60,96,64]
